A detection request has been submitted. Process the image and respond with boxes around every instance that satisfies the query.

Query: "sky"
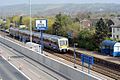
[0,0,120,6]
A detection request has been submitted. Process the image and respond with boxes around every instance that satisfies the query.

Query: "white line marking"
[1,56,31,80]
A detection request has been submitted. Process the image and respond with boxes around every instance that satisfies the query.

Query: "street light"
[29,0,32,43]
[3,19,6,37]
[73,43,78,68]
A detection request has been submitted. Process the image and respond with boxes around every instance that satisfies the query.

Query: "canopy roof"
[101,40,116,48]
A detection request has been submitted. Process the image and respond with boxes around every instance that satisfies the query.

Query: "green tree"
[22,16,30,28]
[6,19,10,29]
[12,16,20,27]
[95,18,109,47]
[19,16,23,25]
[78,29,96,50]
[52,13,73,36]
[76,12,91,21]
[45,17,55,34]
[117,14,120,17]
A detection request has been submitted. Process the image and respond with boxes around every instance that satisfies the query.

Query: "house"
[90,19,99,26]
[80,19,92,28]
[111,17,120,40]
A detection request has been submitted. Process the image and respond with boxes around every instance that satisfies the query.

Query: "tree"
[95,18,109,46]
[22,16,30,28]
[45,17,55,34]
[12,16,20,27]
[78,29,96,50]
[106,19,114,33]
[52,22,61,35]
[117,14,120,17]
[5,19,10,29]
[52,13,73,36]
[76,12,91,21]
[19,16,23,25]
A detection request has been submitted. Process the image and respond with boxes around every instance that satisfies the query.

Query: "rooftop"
[111,17,120,28]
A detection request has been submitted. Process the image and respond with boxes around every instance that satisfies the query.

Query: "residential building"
[80,19,92,28]
[111,17,120,40]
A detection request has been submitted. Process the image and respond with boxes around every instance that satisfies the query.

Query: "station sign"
[81,54,94,65]
[36,19,48,30]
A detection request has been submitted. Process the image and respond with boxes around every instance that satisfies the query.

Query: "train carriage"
[19,29,30,42]
[9,27,69,52]
[9,28,19,38]
[101,40,120,56]
[33,32,69,52]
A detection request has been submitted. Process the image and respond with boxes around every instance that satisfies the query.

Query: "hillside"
[0,3,120,16]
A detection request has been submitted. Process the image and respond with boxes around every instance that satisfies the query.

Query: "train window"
[117,47,119,50]
[60,40,67,46]
[66,41,68,45]
[60,41,64,46]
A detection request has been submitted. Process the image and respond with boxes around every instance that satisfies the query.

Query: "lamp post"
[3,19,6,37]
[29,0,32,43]
[73,43,78,68]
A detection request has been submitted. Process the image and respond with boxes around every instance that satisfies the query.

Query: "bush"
[77,29,97,51]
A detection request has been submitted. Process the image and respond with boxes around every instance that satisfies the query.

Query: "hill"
[0,3,120,16]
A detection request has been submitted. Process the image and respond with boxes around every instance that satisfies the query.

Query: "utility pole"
[29,0,32,43]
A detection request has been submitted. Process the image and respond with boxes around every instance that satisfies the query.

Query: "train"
[9,27,69,52]
[100,40,120,57]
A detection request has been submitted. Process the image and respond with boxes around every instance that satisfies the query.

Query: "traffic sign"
[36,19,48,30]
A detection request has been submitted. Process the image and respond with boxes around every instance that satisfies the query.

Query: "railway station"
[0,27,120,80]
[0,0,120,80]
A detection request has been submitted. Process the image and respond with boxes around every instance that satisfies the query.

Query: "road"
[0,42,68,80]
[0,56,29,80]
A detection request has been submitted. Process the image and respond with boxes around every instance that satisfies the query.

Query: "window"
[113,28,115,33]
[117,28,119,31]
[116,35,119,39]
[113,35,115,38]
[60,40,67,46]
[117,47,119,51]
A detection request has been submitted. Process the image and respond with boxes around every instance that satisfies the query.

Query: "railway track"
[0,31,120,80]
[45,49,120,80]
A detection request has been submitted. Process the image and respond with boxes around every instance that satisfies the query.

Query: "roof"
[10,27,68,40]
[19,29,67,40]
[34,32,66,40]
[114,42,120,47]
[101,40,116,48]
[111,18,120,28]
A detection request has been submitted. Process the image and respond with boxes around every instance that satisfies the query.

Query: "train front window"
[60,40,67,46]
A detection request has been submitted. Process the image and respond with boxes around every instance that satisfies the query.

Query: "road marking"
[1,56,31,80]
